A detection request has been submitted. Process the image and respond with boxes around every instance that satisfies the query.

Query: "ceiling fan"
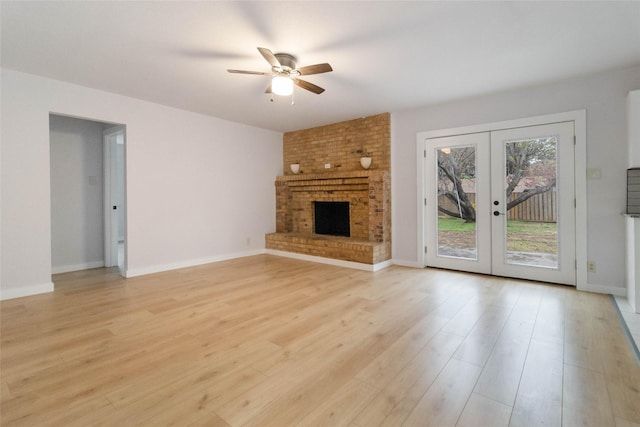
[227,47,332,96]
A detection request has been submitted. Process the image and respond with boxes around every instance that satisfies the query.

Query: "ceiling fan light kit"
[272,75,294,96]
[227,47,332,99]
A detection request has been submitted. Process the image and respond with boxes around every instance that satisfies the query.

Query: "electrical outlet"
[587,261,596,273]
[324,163,331,169]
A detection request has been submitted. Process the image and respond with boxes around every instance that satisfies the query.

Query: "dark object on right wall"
[628,168,640,215]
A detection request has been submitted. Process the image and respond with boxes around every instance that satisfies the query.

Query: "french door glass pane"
[437,145,477,260]
[503,137,558,268]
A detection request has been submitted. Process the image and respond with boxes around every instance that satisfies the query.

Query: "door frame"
[416,110,587,289]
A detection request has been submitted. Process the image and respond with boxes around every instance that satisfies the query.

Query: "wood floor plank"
[452,303,513,366]
[596,320,640,424]
[473,318,534,406]
[354,311,450,388]
[109,366,265,426]
[440,296,489,337]
[402,358,482,427]
[508,283,544,325]
[531,287,566,345]
[1,255,637,426]
[295,378,379,427]
[11,395,116,427]
[510,339,563,427]
[603,355,640,424]
[564,291,605,372]
[239,303,442,426]
[615,417,640,427]
[0,382,10,401]
[457,393,512,427]
[105,340,277,409]
[353,331,465,427]
[562,363,616,427]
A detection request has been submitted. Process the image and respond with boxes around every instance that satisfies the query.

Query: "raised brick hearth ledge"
[266,170,391,265]
[265,233,389,265]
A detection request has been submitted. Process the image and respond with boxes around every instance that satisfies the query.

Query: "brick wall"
[267,113,391,264]
[283,113,390,175]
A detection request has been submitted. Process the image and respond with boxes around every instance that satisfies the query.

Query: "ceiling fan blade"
[296,63,333,76]
[257,47,281,69]
[294,78,325,94]
[227,69,268,75]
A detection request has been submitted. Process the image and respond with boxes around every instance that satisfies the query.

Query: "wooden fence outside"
[438,190,557,223]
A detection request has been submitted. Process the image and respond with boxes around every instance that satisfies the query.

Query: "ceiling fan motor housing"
[274,53,297,72]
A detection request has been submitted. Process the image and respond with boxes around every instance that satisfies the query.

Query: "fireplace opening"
[314,201,350,237]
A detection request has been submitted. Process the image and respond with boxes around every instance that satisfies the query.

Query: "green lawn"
[437,217,476,232]
[438,217,558,253]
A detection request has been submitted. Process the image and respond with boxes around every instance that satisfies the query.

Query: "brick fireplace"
[265,113,391,265]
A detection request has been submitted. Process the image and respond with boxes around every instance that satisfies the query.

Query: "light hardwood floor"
[2,254,639,426]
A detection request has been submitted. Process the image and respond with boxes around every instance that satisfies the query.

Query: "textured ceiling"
[2,1,639,132]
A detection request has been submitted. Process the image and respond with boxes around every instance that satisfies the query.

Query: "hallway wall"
[50,115,106,273]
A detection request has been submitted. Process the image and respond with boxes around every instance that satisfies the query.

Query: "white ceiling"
[2,1,639,132]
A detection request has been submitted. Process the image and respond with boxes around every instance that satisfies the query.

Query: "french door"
[425,122,575,285]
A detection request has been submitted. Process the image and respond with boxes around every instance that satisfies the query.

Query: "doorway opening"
[49,114,126,279]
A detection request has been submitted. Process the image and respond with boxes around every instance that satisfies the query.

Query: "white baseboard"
[1,282,54,301]
[125,249,265,278]
[373,259,394,271]
[579,282,627,296]
[51,261,105,274]
[265,249,393,272]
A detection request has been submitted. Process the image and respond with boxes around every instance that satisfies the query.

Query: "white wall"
[1,68,282,300]
[627,90,640,311]
[49,115,105,273]
[392,65,640,292]
[629,90,640,167]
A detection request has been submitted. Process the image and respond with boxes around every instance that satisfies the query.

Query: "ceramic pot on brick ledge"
[360,157,372,170]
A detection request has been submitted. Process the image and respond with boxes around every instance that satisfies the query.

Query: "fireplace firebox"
[314,201,350,237]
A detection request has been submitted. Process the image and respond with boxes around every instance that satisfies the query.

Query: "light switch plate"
[324,163,331,169]
[586,168,602,179]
